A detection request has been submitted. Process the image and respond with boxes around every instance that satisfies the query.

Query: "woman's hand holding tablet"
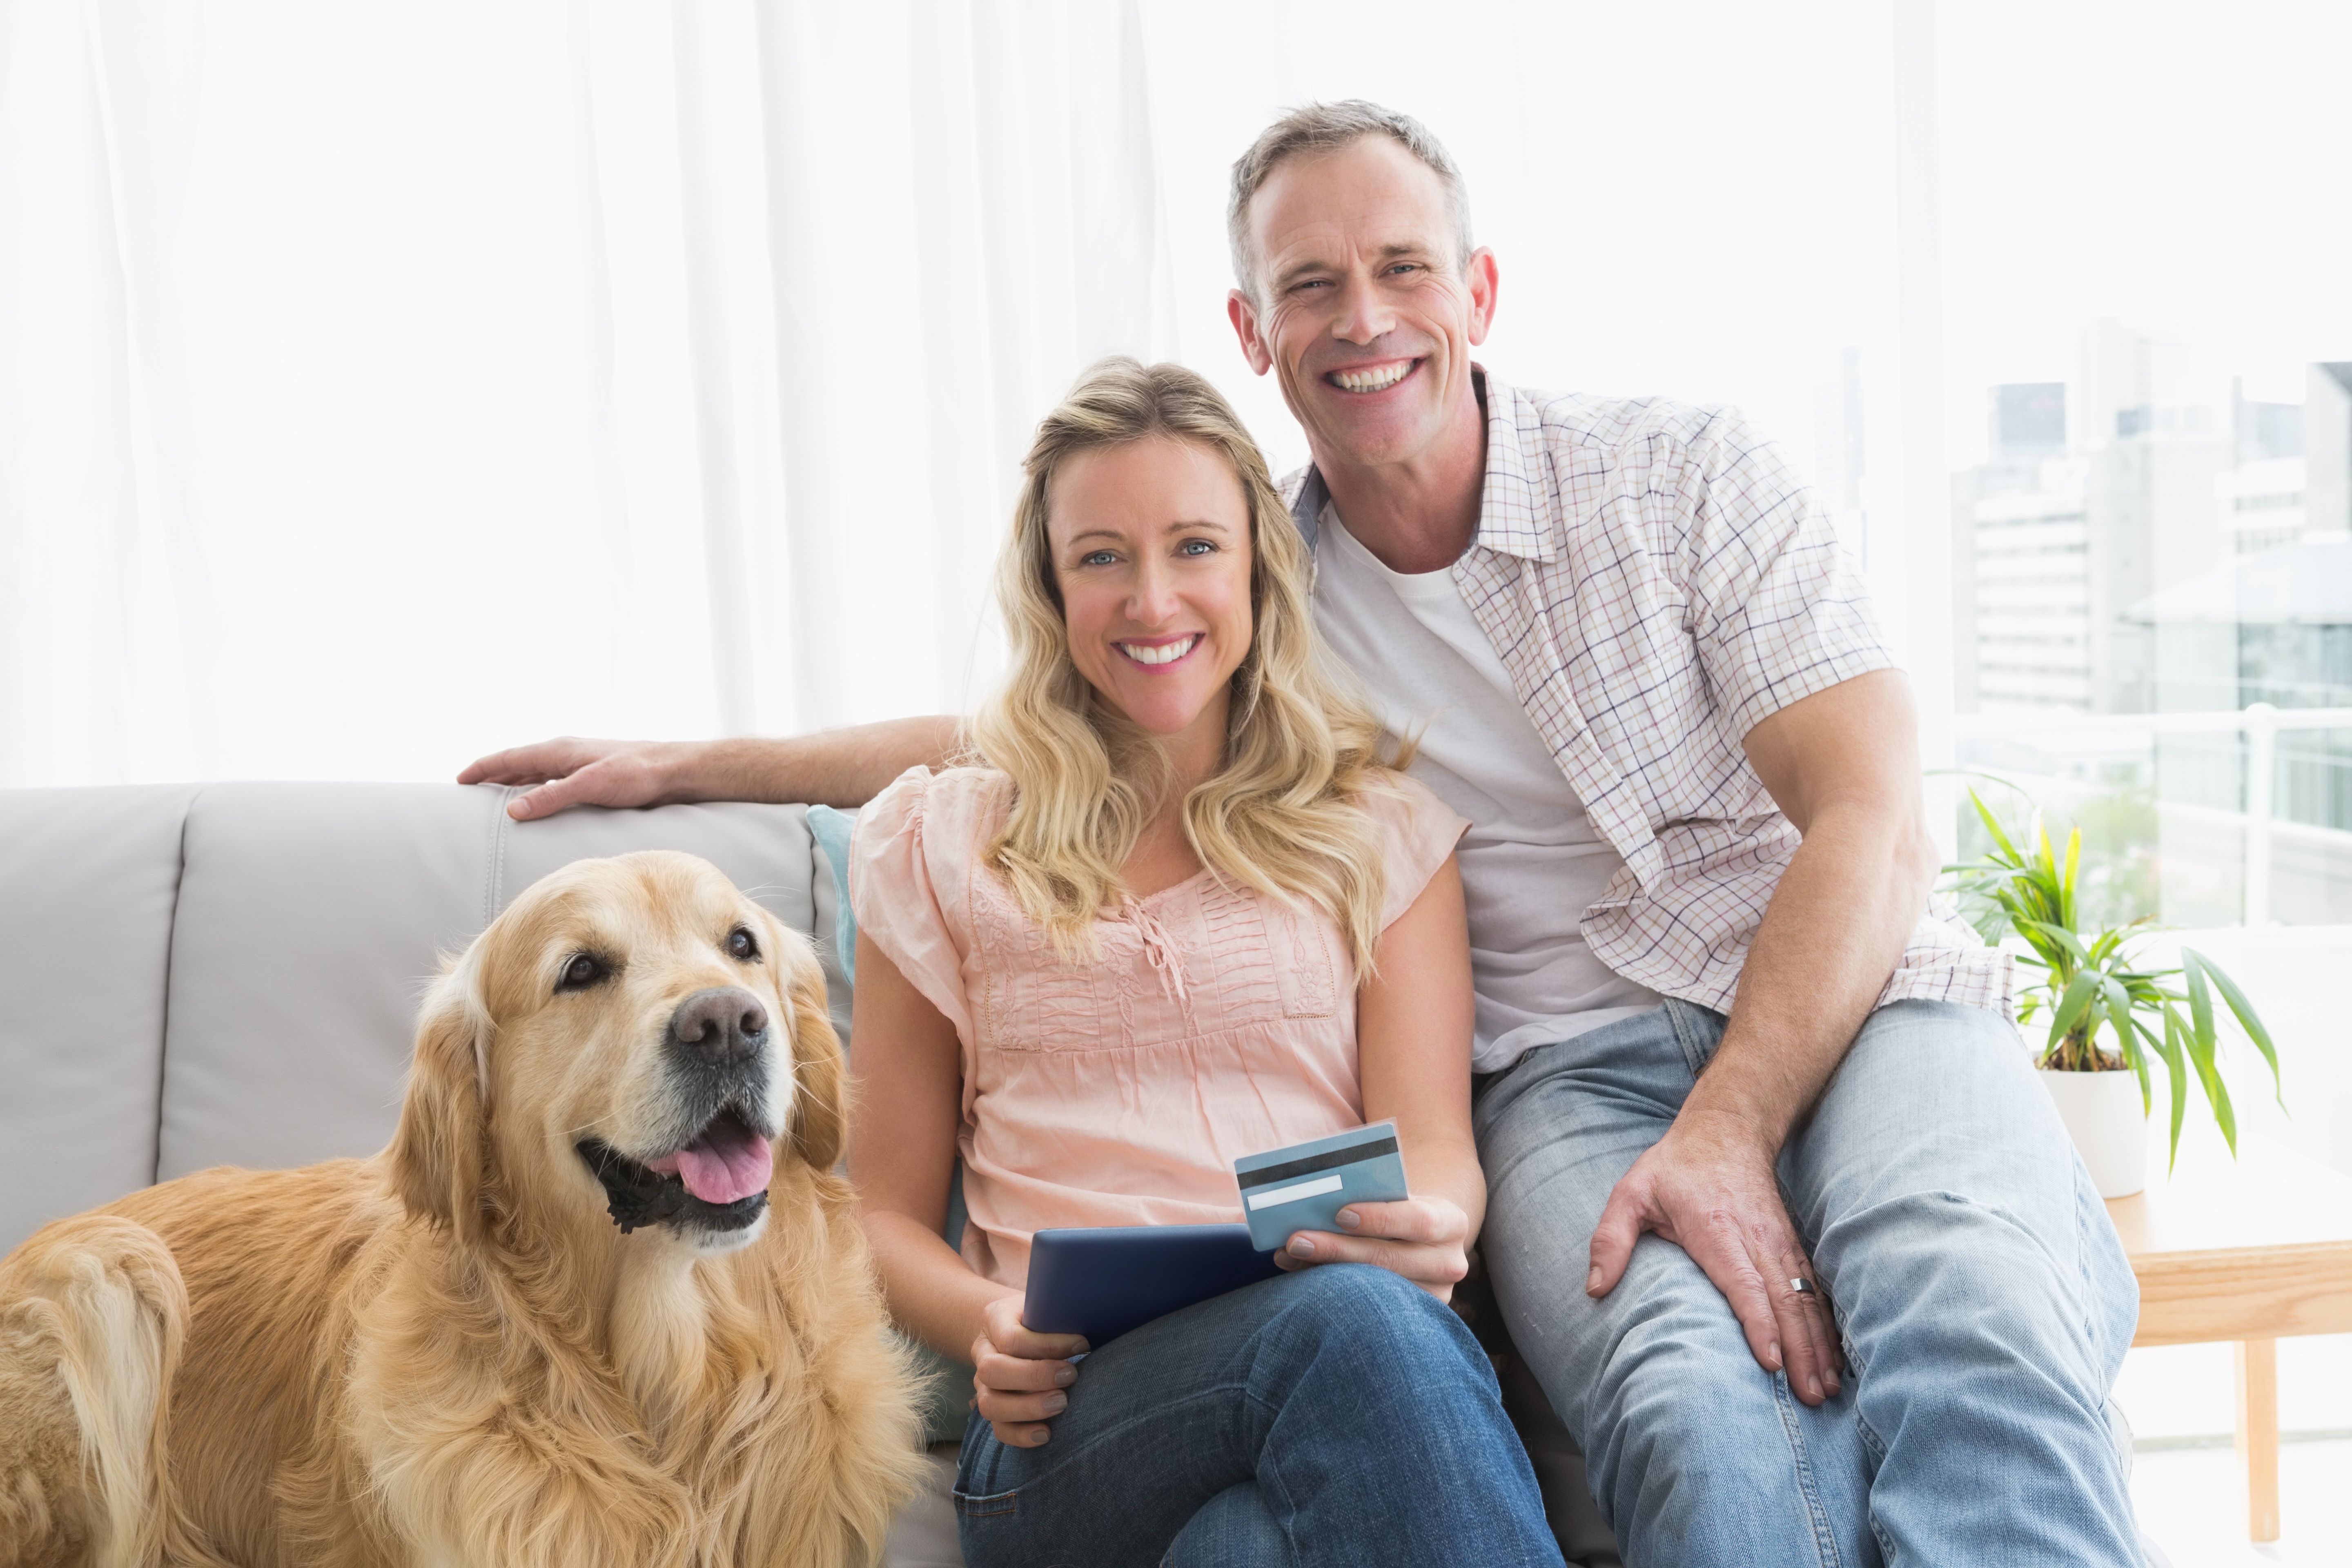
[971,1294,1090,1450]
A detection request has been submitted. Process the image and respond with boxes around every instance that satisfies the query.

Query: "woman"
[846,359,1560,1568]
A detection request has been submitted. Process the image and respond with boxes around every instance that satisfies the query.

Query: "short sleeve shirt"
[851,765,1469,1290]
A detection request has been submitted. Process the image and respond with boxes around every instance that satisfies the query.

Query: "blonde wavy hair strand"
[969,357,1401,973]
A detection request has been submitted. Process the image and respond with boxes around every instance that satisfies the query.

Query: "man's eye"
[727,927,761,962]
[556,953,606,993]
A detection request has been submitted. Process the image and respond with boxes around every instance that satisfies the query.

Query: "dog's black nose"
[666,986,769,1068]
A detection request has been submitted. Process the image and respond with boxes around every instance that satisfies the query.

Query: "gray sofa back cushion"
[1,783,841,1251]
[0,785,202,1246]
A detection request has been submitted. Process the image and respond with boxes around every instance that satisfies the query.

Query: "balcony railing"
[1952,704,2352,926]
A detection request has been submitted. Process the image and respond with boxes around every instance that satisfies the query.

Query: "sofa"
[0,779,1643,1565]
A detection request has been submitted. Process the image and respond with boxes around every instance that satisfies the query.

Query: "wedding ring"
[1791,1277,1817,1297]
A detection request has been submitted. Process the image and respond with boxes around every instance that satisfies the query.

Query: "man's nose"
[664,986,770,1069]
[1330,270,1393,345]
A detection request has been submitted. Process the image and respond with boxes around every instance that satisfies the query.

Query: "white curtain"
[0,0,1899,786]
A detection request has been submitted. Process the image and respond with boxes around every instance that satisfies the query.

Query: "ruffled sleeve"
[849,766,976,1045]
[1361,771,1471,930]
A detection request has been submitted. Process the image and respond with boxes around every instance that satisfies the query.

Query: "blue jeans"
[953,1263,1565,1568]
[1474,999,2142,1567]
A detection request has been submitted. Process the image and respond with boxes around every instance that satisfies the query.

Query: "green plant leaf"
[2183,1011,2238,1158]
[2100,974,2137,1066]
[2180,953,2216,1054]
[2061,827,2081,931]
[1970,789,2025,865]
[2158,1008,2189,1171]
[2048,971,2101,1061]
[2019,919,2094,970]
[2185,949,2285,1105]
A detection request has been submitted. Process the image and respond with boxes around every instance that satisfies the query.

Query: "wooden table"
[2103,1129,2352,1541]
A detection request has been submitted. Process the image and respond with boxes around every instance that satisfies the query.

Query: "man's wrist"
[654,738,717,804]
[1668,1096,1786,1165]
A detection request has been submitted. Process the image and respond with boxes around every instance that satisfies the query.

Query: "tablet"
[1020,1224,1283,1346]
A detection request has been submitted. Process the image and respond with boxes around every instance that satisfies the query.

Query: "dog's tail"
[0,1216,189,1568]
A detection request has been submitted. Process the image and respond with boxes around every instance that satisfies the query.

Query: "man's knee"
[1824,1183,2134,1386]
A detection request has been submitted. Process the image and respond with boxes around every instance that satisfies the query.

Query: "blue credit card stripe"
[1244,1173,1345,1210]
[1235,1136,1400,1189]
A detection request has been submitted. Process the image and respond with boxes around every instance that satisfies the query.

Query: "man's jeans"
[952,1263,1565,1568]
[1474,999,2143,1566]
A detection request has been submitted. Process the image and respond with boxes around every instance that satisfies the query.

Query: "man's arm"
[457,717,961,818]
[1585,668,1937,1408]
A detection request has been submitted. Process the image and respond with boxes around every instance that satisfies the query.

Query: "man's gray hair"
[1226,100,1474,302]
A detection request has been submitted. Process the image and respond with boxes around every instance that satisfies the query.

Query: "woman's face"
[1045,436,1255,769]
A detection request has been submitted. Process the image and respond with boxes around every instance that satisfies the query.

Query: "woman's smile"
[1116,633,1201,668]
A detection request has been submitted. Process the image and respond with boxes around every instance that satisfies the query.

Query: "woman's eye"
[1178,539,1216,557]
[727,927,761,962]
[556,953,605,993]
[1080,550,1117,568]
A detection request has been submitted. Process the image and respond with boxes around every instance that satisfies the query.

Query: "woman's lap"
[953,1263,1563,1568]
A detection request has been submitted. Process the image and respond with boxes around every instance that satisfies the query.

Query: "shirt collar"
[1285,366,1560,564]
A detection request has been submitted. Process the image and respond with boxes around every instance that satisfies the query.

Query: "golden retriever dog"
[0,851,924,1568]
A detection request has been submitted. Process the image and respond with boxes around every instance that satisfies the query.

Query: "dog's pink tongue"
[646,1120,773,1205]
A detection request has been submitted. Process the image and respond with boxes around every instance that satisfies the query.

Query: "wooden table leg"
[2235,1338,2281,1542]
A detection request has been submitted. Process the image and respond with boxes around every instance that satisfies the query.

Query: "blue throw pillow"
[804,804,859,985]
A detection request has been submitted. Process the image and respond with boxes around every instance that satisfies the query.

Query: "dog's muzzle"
[577,986,784,1236]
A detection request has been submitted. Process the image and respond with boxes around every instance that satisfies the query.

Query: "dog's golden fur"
[0,852,923,1568]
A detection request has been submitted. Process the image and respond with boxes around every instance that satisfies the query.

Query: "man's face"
[1227,136,1497,472]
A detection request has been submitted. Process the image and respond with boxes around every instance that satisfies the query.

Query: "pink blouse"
[850,765,1469,1290]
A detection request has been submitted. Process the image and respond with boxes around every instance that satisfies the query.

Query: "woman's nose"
[1127,561,1178,624]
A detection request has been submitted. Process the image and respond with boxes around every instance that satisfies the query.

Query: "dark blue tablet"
[1021,1224,1283,1346]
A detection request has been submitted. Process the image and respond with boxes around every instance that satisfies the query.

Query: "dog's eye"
[727,927,761,962]
[555,953,606,993]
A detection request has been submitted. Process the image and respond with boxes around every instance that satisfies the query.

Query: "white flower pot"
[2038,1068,2147,1198]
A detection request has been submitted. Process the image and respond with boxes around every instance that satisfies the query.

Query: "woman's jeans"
[1475,998,2143,1567]
[953,1263,1565,1568]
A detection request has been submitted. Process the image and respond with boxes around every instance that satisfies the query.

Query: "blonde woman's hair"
[970,357,1400,973]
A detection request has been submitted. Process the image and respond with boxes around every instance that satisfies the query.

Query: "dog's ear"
[771,913,847,1172]
[388,950,492,1243]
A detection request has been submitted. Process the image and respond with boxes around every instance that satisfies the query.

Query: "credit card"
[1233,1120,1410,1253]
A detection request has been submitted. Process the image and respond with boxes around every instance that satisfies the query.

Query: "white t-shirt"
[1314,506,1662,1072]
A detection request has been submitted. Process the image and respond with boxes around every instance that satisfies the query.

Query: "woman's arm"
[846,929,1087,1448]
[1276,855,1482,1300]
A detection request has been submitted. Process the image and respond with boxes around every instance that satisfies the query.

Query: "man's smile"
[1325,358,1421,394]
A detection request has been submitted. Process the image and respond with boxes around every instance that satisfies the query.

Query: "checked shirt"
[1283,368,2011,1019]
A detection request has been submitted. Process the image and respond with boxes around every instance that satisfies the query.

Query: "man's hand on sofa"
[461,737,700,819]
[459,717,964,818]
[1586,1107,1845,1408]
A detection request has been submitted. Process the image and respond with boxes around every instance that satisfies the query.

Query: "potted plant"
[1944,788,2283,1198]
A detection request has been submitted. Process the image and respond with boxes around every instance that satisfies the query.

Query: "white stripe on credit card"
[1245,1173,1344,1210]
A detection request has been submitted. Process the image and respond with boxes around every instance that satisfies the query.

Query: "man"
[466,103,2143,1565]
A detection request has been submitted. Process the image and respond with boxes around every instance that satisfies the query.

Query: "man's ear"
[1464,246,1499,346]
[1228,289,1274,376]
[770,913,846,1173]
[388,949,492,1243]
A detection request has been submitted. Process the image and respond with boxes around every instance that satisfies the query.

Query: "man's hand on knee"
[1586,1107,1845,1406]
